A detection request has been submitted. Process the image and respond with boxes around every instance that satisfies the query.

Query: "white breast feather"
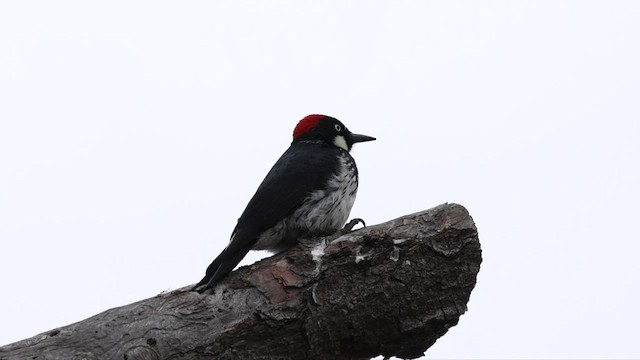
[253,154,358,251]
[300,154,357,232]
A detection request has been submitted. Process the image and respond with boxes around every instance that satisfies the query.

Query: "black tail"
[192,244,251,293]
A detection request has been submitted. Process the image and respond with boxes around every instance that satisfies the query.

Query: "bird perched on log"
[193,114,375,292]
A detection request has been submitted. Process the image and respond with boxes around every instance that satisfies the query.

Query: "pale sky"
[1,1,639,359]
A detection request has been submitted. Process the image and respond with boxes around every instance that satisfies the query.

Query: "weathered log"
[0,203,481,360]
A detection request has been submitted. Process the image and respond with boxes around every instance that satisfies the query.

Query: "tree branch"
[0,203,482,360]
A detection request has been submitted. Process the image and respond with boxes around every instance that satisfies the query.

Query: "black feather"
[193,141,342,291]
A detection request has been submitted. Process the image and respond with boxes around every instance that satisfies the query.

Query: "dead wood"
[0,203,481,360]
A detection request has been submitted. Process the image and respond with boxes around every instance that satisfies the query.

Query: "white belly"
[253,154,359,252]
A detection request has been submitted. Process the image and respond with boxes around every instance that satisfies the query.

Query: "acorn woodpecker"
[192,114,375,292]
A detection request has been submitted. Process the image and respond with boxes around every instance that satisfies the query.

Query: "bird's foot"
[323,218,367,242]
[341,218,366,234]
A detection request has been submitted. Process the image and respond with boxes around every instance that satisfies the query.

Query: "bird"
[192,114,375,292]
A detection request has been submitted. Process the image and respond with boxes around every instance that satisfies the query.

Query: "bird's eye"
[334,124,342,131]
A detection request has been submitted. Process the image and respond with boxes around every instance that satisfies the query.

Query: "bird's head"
[292,114,376,151]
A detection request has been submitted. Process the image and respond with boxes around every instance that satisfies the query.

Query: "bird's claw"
[341,218,366,235]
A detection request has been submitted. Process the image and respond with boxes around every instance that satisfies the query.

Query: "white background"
[1,1,639,358]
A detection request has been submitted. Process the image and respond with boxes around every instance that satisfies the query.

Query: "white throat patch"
[333,135,348,151]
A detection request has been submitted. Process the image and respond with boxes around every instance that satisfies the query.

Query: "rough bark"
[0,203,481,360]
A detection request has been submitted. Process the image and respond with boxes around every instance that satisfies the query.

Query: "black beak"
[350,133,376,144]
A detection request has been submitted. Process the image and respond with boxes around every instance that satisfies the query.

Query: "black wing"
[193,142,339,291]
[237,142,340,232]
